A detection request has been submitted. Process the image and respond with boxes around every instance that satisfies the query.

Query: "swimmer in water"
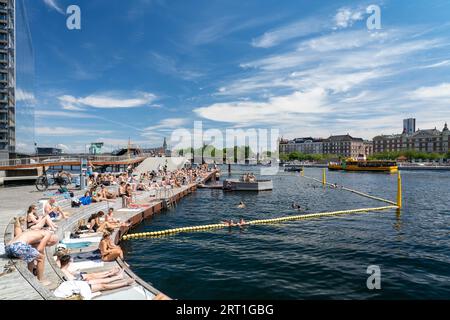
[291,202,302,210]
[238,218,247,228]
[237,201,246,209]
[221,219,238,227]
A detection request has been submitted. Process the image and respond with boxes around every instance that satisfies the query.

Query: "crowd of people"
[5,162,215,291]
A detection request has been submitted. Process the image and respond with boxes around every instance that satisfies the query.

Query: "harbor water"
[122,166,450,299]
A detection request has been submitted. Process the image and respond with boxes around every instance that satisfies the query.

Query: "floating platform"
[223,179,273,191]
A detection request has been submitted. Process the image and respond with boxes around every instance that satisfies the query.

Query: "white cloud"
[37,127,112,136]
[58,92,157,109]
[16,88,36,103]
[410,83,450,102]
[195,88,330,124]
[334,7,365,29]
[420,60,450,69]
[42,0,64,14]
[143,118,188,132]
[35,110,97,119]
[251,17,326,48]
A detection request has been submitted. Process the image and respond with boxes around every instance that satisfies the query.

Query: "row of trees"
[281,150,450,162]
[176,146,273,162]
[279,152,338,162]
[368,150,450,161]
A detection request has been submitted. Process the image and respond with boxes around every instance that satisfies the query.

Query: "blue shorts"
[5,242,40,263]
[49,211,58,219]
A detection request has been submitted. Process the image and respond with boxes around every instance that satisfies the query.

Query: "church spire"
[444,122,449,132]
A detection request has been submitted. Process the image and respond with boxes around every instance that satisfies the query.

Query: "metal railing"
[0,154,147,167]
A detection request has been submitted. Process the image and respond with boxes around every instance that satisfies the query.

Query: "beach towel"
[54,280,93,300]
[62,237,102,244]
[68,260,104,271]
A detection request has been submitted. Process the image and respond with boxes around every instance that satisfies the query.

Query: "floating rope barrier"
[301,174,398,206]
[121,205,397,240]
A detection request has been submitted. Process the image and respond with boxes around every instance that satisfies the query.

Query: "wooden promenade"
[0,171,217,300]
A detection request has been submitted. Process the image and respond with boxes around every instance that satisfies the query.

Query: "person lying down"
[58,254,134,295]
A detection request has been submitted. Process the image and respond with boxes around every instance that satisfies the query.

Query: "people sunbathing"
[99,231,124,262]
[44,197,69,220]
[59,255,134,293]
[27,204,58,231]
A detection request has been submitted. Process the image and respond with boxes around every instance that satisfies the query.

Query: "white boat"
[223,179,273,191]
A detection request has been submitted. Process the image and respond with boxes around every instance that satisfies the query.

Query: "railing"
[0,154,148,168]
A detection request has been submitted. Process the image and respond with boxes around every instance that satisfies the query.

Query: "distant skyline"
[20,0,450,152]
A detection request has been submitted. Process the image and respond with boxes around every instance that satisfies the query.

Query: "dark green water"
[122,166,450,299]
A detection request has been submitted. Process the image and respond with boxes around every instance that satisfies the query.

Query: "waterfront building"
[36,147,62,156]
[0,0,15,160]
[322,134,369,158]
[279,137,324,155]
[373,121,450,154]
[403,118,416,135]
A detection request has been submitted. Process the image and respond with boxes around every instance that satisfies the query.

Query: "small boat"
[328,158,398,173]
[223,176,273,191]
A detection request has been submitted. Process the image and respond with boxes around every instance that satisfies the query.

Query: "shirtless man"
[5,229,58,284]
[44,197,69,220]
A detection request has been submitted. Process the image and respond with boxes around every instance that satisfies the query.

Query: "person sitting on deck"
[59,255,134,293]
[99,184,117,199]
[27,204,58,231]
[79,191,93,206]
[44,197,69,220]
[87,212,102,233]
[105,208,120,224]
[5,229,58,285]
[99,231,124,262]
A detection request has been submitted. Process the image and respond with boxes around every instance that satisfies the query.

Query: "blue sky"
[19,0,450,152]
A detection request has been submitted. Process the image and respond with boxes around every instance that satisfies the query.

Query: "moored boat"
[328,158,398,173]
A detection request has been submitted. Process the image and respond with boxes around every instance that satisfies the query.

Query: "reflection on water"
[123,166,450,299]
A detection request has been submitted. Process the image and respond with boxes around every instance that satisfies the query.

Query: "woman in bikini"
[27,205,58,231]
[99,231,124,262]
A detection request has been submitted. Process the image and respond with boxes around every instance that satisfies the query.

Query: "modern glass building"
[15,0,35,156]
[0,0,15,160]
[0,0,34,160]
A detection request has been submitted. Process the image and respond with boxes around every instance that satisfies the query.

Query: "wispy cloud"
[16,88,37,103]
[58,92,157,109]
[420,59,450,69]
[148,52,203,80]
[251,16,326,48]
[42,0,64,14]
[195,88,330,124]
[410,83,450,102]
[333,7,365,29]
[143,118,188,132]
[37,127,112,136]
[35,110,97,119]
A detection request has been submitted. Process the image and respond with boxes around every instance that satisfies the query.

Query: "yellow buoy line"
[121,205,397,240]
[301,171,399,206]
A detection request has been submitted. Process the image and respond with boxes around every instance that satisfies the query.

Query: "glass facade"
[15,0,35,155]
